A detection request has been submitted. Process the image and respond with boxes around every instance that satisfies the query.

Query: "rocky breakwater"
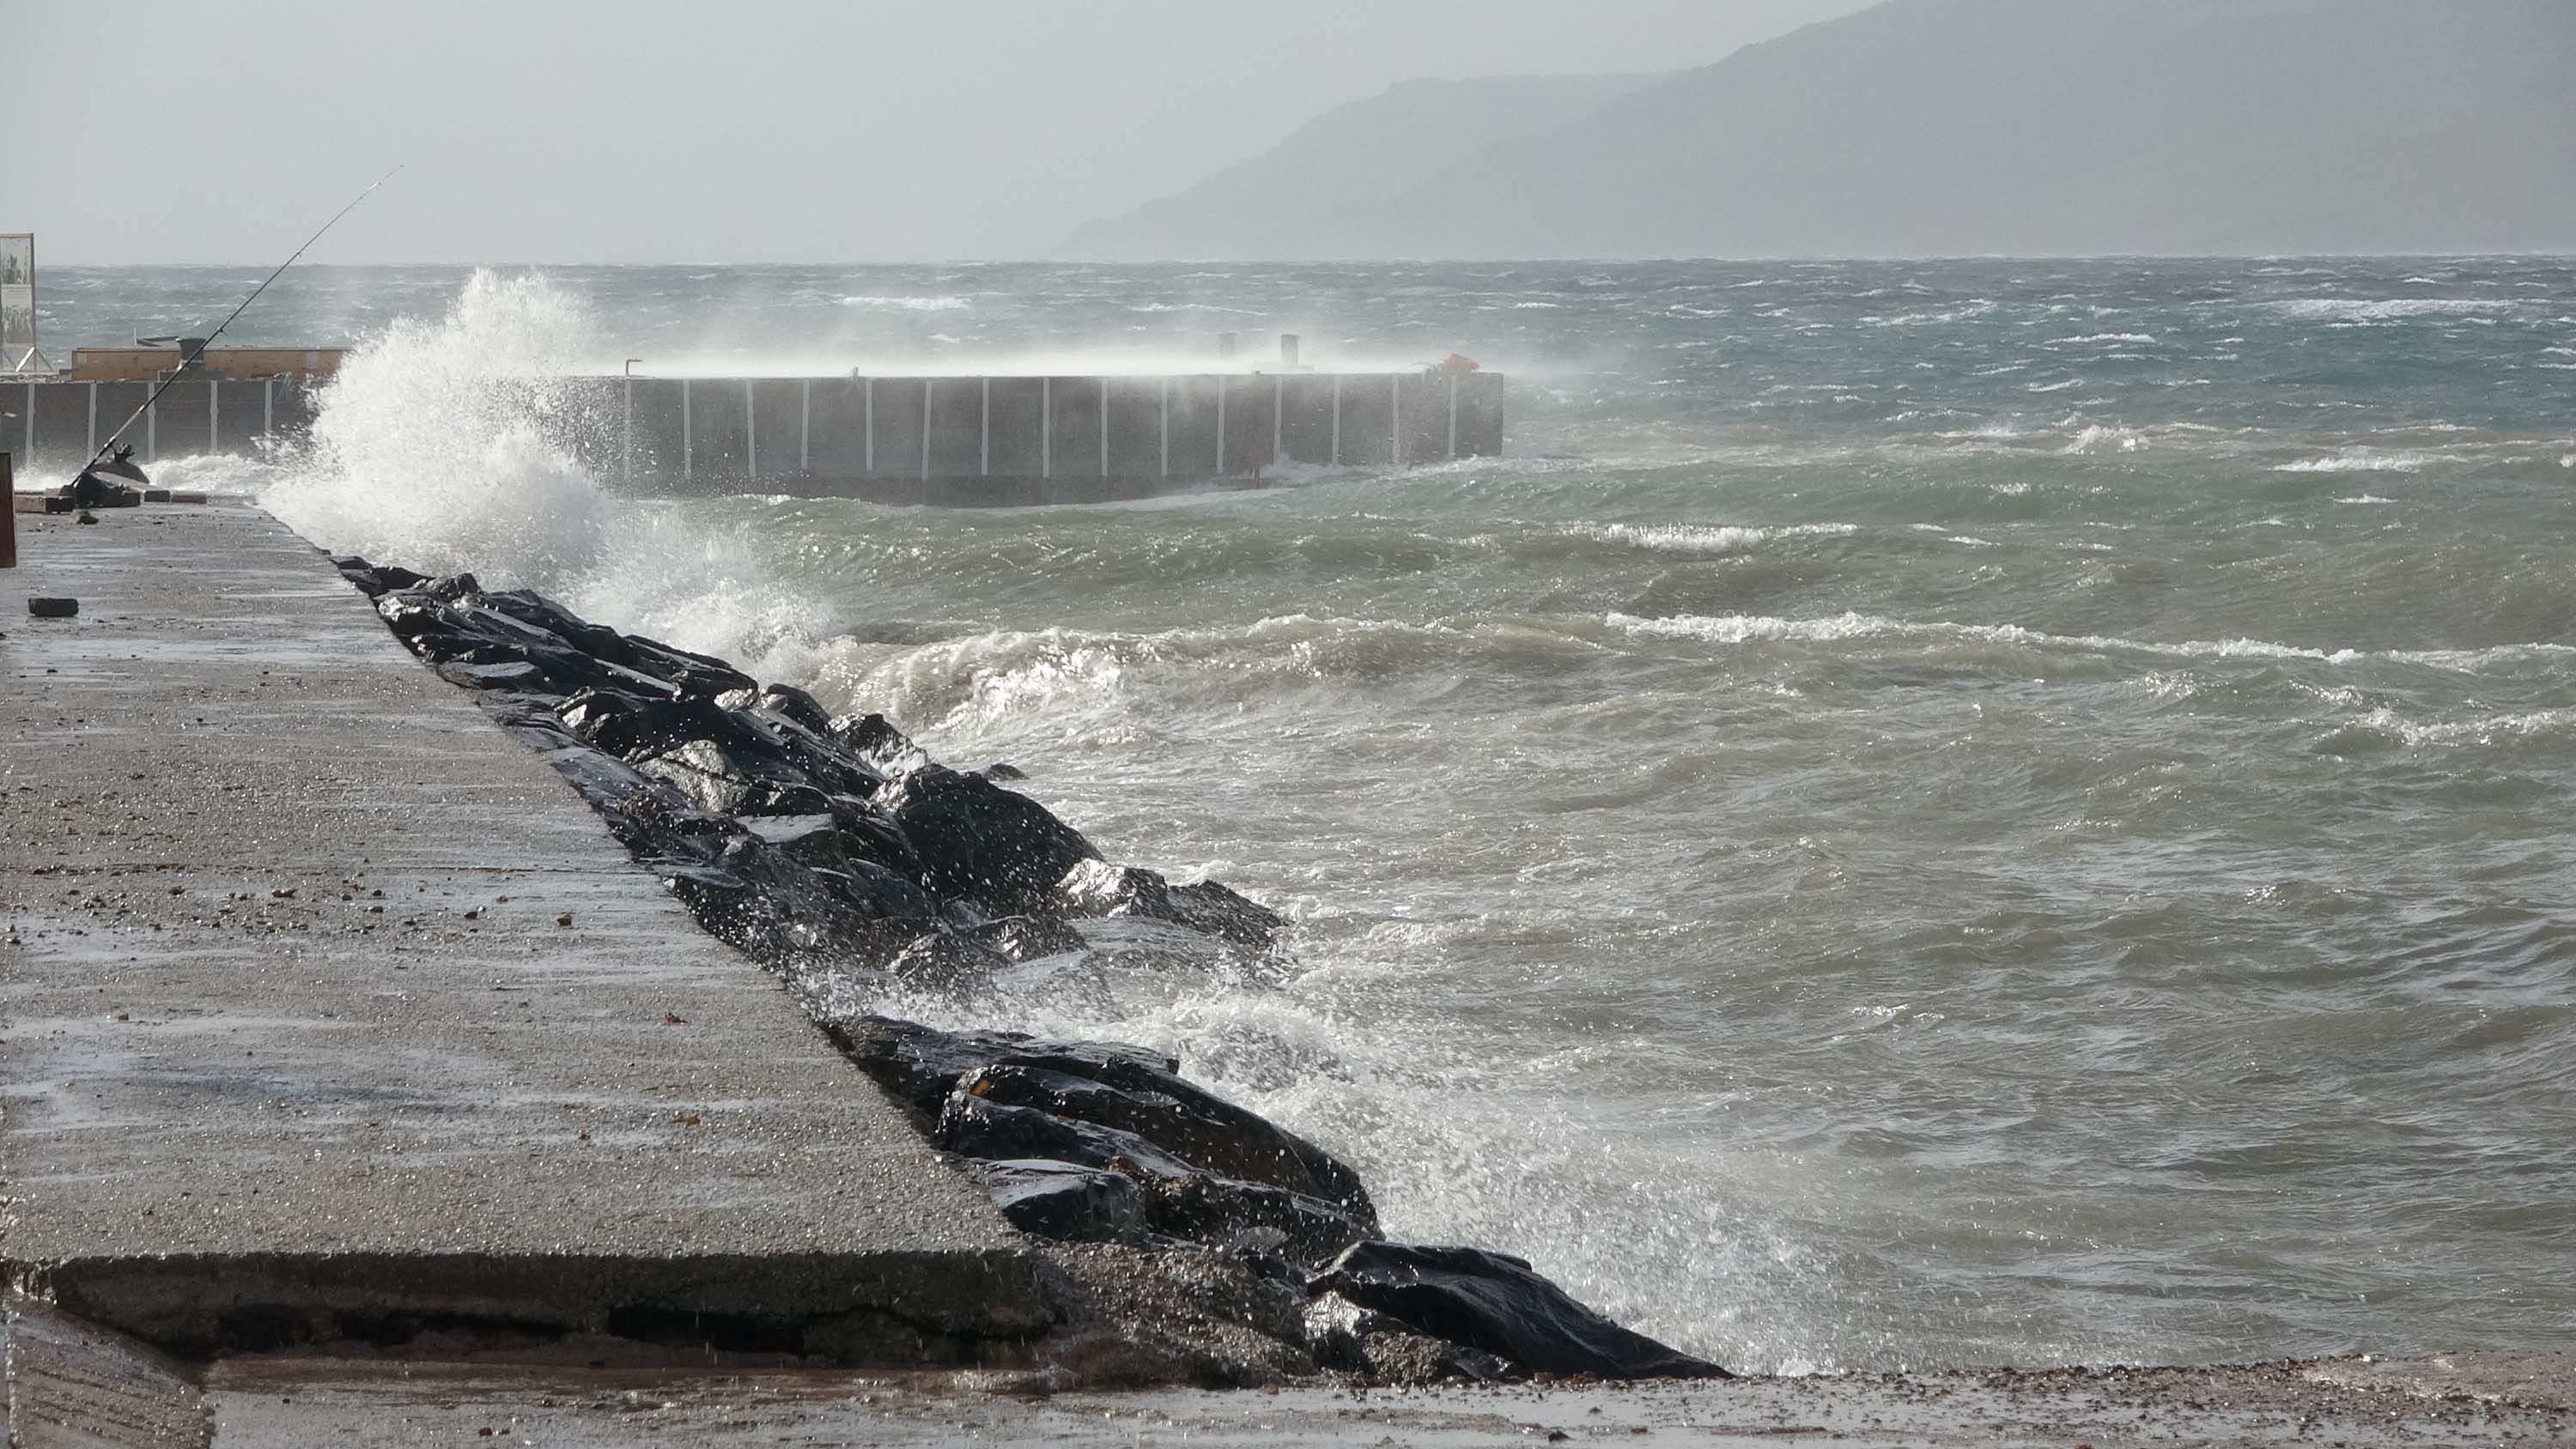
[331,556,1730,1386]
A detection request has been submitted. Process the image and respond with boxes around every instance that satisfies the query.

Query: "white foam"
[1579,522,1858,555]
[261,270,617,584]
[1605,610,2576,670]
[258,270,833,682]
[838,294,969,311]
[2271,452,2431,474]
[2260,298,2512,323]
[2331,706,2576,749]
[2061,424,2147,455]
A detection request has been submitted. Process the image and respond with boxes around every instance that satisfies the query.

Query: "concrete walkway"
[200,1350,2576,1446]
[0,502,1040,1362]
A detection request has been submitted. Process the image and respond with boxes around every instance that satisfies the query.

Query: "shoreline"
[5,499,2571,1445]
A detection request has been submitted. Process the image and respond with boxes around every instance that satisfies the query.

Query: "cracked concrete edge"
[13,1246,1048,1365]
[3,1294,210,1449]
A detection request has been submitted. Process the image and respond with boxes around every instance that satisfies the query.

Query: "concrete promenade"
[0,502,1042,1373]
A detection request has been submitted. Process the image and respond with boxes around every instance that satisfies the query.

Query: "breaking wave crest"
[258,270,834,681]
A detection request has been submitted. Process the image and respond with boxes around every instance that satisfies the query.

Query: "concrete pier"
[8,377,318,472]
[5,370,1505,505]
[0,503,1042,1363]
[600,371,1505,504]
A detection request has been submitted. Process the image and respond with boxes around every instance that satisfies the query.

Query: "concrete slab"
[0,503,1042,1361]
[199,1352,2576,1447]
[3,1296,209,1448]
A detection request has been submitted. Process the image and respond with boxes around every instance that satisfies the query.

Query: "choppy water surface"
[47,258,2576,1371]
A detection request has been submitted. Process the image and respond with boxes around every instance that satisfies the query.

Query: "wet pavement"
[0,503,1040,1360]
[202,1352,2575,1446]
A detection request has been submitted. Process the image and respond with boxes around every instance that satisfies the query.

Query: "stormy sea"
[37,258,2576,1373]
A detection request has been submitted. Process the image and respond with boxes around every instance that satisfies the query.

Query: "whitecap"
[1605,610,2576,670]
[838,294,969,311]
[2260,298,2512,323]
[2271,453,2432,474]
[2061,424,2147,455]
[1577,522,1858,555]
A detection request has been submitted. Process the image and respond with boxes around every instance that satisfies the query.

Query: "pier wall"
[3,371,1504,505]
[600,371,1504,504]
[7,376,319,470]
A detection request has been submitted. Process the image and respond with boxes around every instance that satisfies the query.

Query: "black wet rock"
[330,557,429,597]
[1143,1170,1381,1264]
[937,1095,1371,1260]
[882,765,1102,908]
[1303,1291,1510,1384]
[832,1016,1177,1124]
[836,1017,1376,1261]
[1307,1241,1732,1381]
[348,560,1279,983]
[1053,858,1287,950]
[939,1094,1201,1180]
[882,927,1012,994]
[829,711,934,780]
[969,913,1089,962]
[966,1061,1371,1220]
[835,1018,1370,1220]
[975,1159,1147,1243]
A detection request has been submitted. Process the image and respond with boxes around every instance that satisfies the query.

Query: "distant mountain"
[1057,73,1662,260]
[1071,0,2576,259]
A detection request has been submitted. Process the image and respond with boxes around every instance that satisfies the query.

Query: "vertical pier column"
[800,379,812,472]
[980,377,991,477]
[744,379,758,478]
[85,382,96,458]
[920,379,933,482]
[1098,377,1109,477]
[1390,375,1402,465]
[1216,378,1227,476]
[1158,379,1170,477]
[864,378,875,473]
[264,379,275,441]
[681,379,693,488]
[209,379,220,452]
[1272,375,1284,467]
[1041,377,1052,479]
[623,376,634,490]
[1331,376,1341,465]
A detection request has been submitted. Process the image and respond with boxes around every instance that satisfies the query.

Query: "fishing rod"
[82,165,401,473]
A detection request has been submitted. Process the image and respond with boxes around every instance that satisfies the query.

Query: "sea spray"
[261,270,839,682]
[264,270,616,581]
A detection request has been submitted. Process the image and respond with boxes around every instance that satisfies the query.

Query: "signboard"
[2,233,40,373]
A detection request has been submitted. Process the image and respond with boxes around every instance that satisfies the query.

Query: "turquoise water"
[45,258,2576,1372]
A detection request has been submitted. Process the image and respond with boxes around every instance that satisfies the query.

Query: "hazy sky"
[17,0,1873,264]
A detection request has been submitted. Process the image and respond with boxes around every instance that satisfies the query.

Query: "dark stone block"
[1054,858,1286,950]
[883,765,1101,908]
[973,1159,1147,1244]
[936,1094,1200,1180]
[757,682,835,735]
[829,712,933,780]
[832,1016,1176,1122]
[1308,1242,1732,1381]
[965,1063,1371,1222]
